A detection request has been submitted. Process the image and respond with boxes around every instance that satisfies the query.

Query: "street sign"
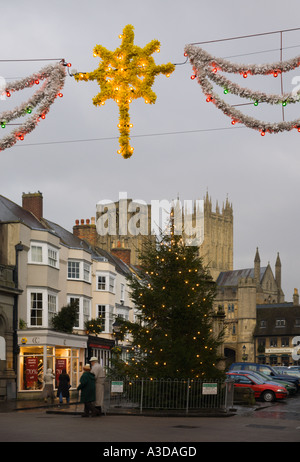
[111,381,124,393]
[202,383,218,395]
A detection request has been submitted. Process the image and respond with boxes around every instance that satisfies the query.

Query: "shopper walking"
[57,369,70,405]
[90,356,105,415]
[77,364,98,417]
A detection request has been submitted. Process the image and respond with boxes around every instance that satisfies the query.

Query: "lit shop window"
[55,348,79,389]
[19,346,44,391]
[19,346,80,391]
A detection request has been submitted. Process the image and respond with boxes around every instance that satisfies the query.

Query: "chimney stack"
[22,192,43,220]
[111,241,131,266]
[73,218,97,247]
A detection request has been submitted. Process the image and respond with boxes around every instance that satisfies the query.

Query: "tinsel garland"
[185,46,300,75]
[74,24,175,158]
[0,62,66,150]
[184,44,300,134]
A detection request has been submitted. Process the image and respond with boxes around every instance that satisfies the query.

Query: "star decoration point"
[75,25,175,158]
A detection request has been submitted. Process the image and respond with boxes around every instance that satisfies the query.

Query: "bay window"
[48,248,58,267]
[31,245,43,263]
[29,241,59,268]
[96,272,116,293]
[68,261,80,279]
[68,260,91,283]
[120,283,125,302]
[68,295,91,330]
[48,294,57,327]
[28,289,58,327]
[97,304,113,332]
[30,292,43,326]
[97,275,106,290]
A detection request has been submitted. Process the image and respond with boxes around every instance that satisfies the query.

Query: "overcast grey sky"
[1,0,300,300]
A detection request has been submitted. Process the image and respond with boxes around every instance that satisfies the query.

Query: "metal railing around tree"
[104,378,234,414]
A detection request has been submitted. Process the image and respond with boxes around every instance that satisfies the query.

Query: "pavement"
[0,397,80,413]
[1,399,294,444]
[0,397,268,417]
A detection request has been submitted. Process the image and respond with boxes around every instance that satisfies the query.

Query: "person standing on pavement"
[90,356,106,415]
[42,368,55,403]
[77,364,98,417]
[57,369,70,406]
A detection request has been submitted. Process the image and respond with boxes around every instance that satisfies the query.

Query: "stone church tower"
[199,192,233,280]
[73,193,233,279]
[215,248,285,364]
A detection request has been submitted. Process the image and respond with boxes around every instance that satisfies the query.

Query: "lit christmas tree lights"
[111,231,224,380]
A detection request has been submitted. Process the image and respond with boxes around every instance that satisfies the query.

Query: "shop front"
[17,329,88,399]
[259,347,295,366]
[87,335,114,370]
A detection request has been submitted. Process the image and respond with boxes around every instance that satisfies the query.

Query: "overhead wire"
[4,44,300,80]
[187,26,300,46]
[0,58,64,63]
[13,126,246,148]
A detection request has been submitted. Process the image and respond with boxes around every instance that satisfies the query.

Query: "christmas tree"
[115,230,224,380]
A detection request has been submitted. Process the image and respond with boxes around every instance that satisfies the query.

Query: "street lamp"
[112,319,121,346]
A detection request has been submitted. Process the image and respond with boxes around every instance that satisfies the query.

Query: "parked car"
[288,366,300,372]
[226,372,288,402]
[273,366,300,377]
[228,362,300,390]
[229,369,297,396]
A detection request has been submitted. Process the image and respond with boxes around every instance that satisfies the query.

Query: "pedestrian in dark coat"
[77,364,98,417]
[57,369,70,405]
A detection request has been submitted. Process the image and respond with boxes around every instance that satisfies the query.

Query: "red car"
[226,372,288,402]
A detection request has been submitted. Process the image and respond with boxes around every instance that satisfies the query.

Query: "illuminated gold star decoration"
[74,24,175,158]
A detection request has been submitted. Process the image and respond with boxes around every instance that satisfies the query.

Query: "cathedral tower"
[90,192,233,279]
[199,192,233,280]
